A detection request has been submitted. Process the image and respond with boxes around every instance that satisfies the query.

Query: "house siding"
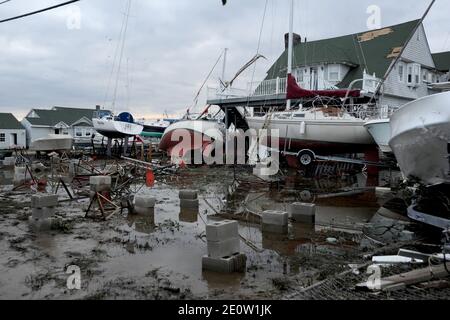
[383,25,438,105]
[402,25,435,68]
[0,129,26,150]
[21,119,54,147]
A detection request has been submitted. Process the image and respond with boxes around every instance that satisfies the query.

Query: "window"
[328,65,340,81]
[85,130,92,137]
[414,65,420,84]
[407,66,413,84]
[296,69,304,82]
[0,133,5,142]
[75,128,83,137]
[398,64,404,82]
[294,114,305,118]
[422,70,428,82]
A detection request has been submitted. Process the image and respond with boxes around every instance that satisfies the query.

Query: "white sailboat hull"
[30,135,73,152]
[93,118,143,139]
[159,120,225,156]
[389,91,450,186]
[246,114,374,154]
[364,119,392,154]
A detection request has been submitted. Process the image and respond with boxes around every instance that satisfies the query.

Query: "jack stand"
[12,164,37,191]
[85,191,120,221]
[54,178,75,201]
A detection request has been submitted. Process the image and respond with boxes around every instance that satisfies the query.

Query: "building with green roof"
[0,113,26,149]
[21,106,106,147]
[432,51,450,74]
[208,20,446,110]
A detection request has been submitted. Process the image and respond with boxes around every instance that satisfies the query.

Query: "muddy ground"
[0,164,445,300]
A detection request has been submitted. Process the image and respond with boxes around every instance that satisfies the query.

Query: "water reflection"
[179,207,198,223]
[127,212,155,234]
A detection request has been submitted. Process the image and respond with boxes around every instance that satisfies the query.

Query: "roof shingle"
[266,20,420,89]
[0,113,25,130]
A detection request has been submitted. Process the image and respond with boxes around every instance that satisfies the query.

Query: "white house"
[21,106,104,147]
[0,113,27,150]
[256,20,446,108]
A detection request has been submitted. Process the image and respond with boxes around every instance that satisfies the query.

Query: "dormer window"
[407,66,413,84]
[328,65,340,81]
[407,63,421,87]
[398,64,404,82]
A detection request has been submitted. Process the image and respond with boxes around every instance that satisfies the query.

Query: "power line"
[0,0,80,24]
[0,0,12,6]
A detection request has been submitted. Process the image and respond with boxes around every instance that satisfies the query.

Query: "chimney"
[96,105,101,111]
[284,33,302,50]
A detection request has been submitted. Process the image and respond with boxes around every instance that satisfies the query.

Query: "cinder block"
[206,220,239,242]
[179,190,198,200]
[32,207,56,220]
[31,194,59,208]
[289,202,316,224]
[180,198,199,208]
[134,196,156,208]
[262,210,288,226]
[179,208,198,223]
[29,217,52,232]
[3,157,15,166]
[202,253,247,273]
[207,237,240,259]
[133,206,155,216]
[262,223,288,234]
[89,176,112,186]
[90,183,111,192]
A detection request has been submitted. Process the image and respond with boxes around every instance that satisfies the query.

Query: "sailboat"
[245,1,375,164]
[389,90,450,186]
[93,110,143,139]
[93,0,143,140]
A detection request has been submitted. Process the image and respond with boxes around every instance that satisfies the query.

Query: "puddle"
[0,164,434,299]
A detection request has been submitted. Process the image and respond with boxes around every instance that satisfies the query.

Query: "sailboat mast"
[222,48,228,82]
[286,0,294,110]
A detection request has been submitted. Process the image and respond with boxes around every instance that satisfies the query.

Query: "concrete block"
[180,198,199,208]
[13,166,31,185]
[32,207,56,220]
[202,253,247,273]
[262,223,288,234]
[134,196,156,208]
[207,237,240,259]
[133,206,155,216]
[206,220,239,242]
[90,183,111,192]
[29,217,52,232]
[179,190,198,200]
[179,208,198,223]
[31,195,59,208]
[289,203,316,224]
[89,176,112,186]
[262,210,288,226]
[3,157,15,166]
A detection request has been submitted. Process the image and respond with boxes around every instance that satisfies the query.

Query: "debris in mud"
[51,218,75,234]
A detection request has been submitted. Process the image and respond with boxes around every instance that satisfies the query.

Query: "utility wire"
[0,0,80,24]
[0,0,12,6]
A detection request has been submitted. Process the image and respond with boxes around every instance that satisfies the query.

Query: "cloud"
[0,0,448,120]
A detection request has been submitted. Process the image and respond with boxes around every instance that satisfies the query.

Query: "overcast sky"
[0,0,449,120]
